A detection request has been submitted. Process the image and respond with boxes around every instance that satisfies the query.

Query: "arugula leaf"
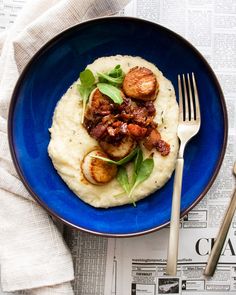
[112,149,154,207]
[113,191,126,198]
[97,65,125,86]
[97,72,124,86]
[128,155,154,200]
[97,83,123,105]
[91,147,139,166]
[132,147,143,184]
[108,65,123,78]
[134,149,143,173]
[80,69,95,86]
[77,69,96,123]
[116,166,130,194]
[135,158,154,184]
[77,66,124,122]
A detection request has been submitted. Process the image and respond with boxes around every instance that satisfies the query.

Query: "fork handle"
[166,158,184,276]
[204,188,236,276]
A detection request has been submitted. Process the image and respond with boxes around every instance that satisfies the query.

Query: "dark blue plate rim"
[8,16,228,237]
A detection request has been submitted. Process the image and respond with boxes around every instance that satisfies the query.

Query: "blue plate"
[8,17,227,237]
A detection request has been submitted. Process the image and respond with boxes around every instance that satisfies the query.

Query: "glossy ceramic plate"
[8,17,227,237]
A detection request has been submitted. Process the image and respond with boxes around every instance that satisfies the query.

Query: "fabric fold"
[0,0,130,293]
[14,0,130,73]
[0,189,74,292]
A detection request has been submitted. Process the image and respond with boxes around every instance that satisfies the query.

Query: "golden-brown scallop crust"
[81,150,117,185]
[99,136,137,160]
[90,156,117,184]
[123,66,158,101]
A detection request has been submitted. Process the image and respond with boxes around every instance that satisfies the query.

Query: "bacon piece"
[90,123,107,140]
[120,111,134,121]
[102,114,115,125]
[107,126,122,137]
[107,127,116,137]
[143,129,161,150]
[118,100,155,126]
[156,140,170,156]
[96,110,111,116]
[120,122,128,134]
[132,106,148,125]
[143,129,170,156]
[85,89,114,122]
[112,121,122,128]
[127,124,147,139]
[143,101,156,116]
[107,121,128,137]
[118,97,132,111]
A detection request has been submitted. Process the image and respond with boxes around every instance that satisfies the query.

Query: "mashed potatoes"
[48,55,179,208]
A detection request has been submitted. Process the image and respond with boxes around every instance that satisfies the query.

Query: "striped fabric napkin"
[0,0,130,294]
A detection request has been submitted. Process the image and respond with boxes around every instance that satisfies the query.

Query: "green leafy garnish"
[107,65,124,78]
[77,69,96,123]
[128,156,154,200]
[117,166,130,194]
[132,147,143,186]
[97,83,123,105]
[115,149,154,207]
[97,65,125,87]
[77,65,124,119]
[91,147,139,166]
[97,72,124,86]
[80,68,95,86]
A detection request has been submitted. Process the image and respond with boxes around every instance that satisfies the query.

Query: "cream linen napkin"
[0,0,130,294]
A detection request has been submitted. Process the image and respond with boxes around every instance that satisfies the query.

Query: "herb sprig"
[91,147,138,166]
[116,149,154,206]
[128,156,154,202]
[95,147,154,206]
[97,65,125,87]
[117,166,130,194]
[77,69,96,123]
[97,83,123,105]
[77,65,124,123]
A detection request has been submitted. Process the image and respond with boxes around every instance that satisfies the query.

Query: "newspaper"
[0,0,25,32]
[103,1,236,295]
[0,1,236,295]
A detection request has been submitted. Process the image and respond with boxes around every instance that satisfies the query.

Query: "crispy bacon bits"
[143,129,170,156]
[86,88,114,121]
[83,66,170,157]
[123,66,158,101]
[127,124,147,138]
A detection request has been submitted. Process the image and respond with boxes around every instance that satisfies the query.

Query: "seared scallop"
[99,136,136,159]
[81,150,117,185]
[123,66,158,101]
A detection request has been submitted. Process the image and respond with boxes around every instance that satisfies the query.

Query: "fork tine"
[178,75,184,122]
[182,74,189,121]
[187,73,194,120]
[192,73,201,121]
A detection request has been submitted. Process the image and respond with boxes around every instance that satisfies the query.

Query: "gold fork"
[166,73,201,275]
